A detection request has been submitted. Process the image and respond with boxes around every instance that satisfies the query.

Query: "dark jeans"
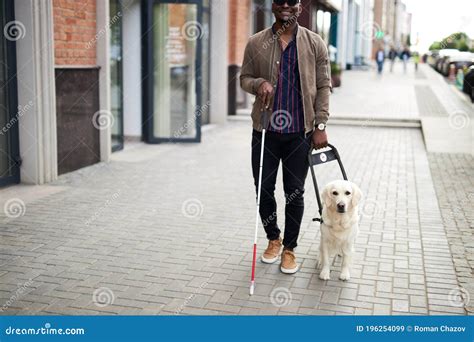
[251,129,312,249]
[377,61,384,74]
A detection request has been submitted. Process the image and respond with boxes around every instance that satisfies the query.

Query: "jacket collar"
[271,22,299,39]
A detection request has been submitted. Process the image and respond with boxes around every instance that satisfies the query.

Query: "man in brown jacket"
[240,0,331,274]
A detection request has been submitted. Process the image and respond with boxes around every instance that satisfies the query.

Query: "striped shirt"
[267,25,305,134]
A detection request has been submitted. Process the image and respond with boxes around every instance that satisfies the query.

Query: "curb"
[229,114,421,128]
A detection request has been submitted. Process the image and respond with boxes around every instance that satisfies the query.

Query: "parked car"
[433,49,460,73]
[462,66,474,102]
[436,56,449,73]
[441,52,474,77]
[426,51,439,66]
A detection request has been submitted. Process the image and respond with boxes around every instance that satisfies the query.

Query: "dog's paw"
[319,268,330,280]
[339,269,351,281]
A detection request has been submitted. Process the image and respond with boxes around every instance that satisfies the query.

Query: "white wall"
[336,0,349,67]
[357,0,374,64]
[122,0,142,138]
[96,0,112,161]
[15,0,57,184]
[346,0,356,66]
[209,0,228,124]
[337,0,373,67]
[362,0,374,63]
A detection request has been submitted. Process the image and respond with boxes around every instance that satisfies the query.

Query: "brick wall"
[53,0,97,65]
[228,0,251,66]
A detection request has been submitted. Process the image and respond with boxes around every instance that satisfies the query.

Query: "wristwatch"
[316,123,326,131]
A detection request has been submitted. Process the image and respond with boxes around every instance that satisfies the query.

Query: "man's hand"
[257,81,274,111]
[312,129,328,150]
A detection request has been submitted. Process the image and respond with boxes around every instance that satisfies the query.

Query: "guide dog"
[318,180,362,281]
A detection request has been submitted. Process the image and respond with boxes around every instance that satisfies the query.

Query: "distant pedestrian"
[413,52,420,72]
[388,46,397,72]
[400,47,411,73]
[375,47,385,74]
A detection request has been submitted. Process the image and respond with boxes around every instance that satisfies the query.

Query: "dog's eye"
[345,191,351,195]
[332,191,338,196]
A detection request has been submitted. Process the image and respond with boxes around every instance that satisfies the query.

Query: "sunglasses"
[273,0,300,6]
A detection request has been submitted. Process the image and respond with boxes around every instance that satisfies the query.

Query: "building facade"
[334,0,374,69]
[1,0,412,188]
[0,0,20,187]
[372,0,411,56]
[0,0,228,188]
[228,0,251,115]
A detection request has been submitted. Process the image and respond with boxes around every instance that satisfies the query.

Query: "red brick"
[228,0,251,65]
[53,0,97,65]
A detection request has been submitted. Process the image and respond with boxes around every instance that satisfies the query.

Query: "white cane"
[250,110,269,296]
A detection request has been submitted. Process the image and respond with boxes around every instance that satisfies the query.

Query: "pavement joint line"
[0,62,471,315]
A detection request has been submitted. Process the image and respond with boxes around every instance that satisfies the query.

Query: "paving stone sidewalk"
[0,119,468,316]
[428,153,474,314]
[1,61,471,316]
[330,62,419,120]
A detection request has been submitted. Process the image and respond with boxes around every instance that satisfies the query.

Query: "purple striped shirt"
[267,25,305,134]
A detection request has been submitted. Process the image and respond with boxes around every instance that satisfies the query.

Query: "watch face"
[318,123,325,131]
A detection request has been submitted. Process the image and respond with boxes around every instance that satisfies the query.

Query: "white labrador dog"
[318,180,362,281]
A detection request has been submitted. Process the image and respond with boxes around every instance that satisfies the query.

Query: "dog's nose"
[337,203,345,212]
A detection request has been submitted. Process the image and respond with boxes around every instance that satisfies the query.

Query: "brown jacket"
[240,24,332,133]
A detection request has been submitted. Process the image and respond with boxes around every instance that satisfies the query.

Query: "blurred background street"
[0,0,473,316]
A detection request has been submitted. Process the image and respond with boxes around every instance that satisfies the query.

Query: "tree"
[429,42,441,51]
[458,41,469,51]
[429,32,471,51]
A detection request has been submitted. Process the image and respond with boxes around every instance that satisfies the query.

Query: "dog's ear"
[321,187,332,208]
[351,183,362,207]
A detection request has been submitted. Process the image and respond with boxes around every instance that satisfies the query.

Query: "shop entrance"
[0,0,20,187]
[142,0,203,143]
